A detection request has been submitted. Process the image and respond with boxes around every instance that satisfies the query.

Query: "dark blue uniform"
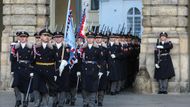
[81,46,100,92]
[154,41,175,80]
[11,43,34,94]
[53,44,71,92]
[98,45,109,91]
[33,43,58,95]
[107,44,121,82]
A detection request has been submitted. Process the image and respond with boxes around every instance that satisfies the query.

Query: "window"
[127,7,141,36]
[91,0,99,10]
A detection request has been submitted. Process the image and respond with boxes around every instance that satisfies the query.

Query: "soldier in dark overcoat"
[33,28,58,107]
[107,35,122,95]
[154,32,175,94]
[95,34,109,106]
[81,32,101,107]
[52,31,71,107]
[11,31,34,107]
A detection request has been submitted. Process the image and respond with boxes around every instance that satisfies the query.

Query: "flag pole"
[61,0,71,60]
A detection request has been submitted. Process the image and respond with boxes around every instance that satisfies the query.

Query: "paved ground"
[1,91,190,107]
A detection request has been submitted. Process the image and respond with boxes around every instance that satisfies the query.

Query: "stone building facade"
[0,0,189,94]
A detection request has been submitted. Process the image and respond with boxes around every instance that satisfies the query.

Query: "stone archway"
[135,0,189,93]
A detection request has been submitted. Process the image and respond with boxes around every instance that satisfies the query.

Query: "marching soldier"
[81,32,102,107]
[52,31,71,107]
[10,31,22,107]
[29,32,41,103]
[95,34,109,106]
[34,32,41,44]
[11,31,34,107]
[154,32,175,94]
[107,34,122,95]
[119,35,128,91]
[66,36,85,106]
[33,28,58,107]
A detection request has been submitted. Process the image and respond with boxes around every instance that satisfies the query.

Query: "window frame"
[127,7,142,37]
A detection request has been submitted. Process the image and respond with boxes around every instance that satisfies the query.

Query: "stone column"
[0,0,50,90]
[136,0,189,93]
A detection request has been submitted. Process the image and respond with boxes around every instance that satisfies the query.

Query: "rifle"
[120,23,125,35]
[117,24,121,34]
[100,24,105,34]
[156,38,161,65]
[127,27,132,35]
[45,18,49,31]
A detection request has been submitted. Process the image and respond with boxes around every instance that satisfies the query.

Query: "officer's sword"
[9,73,14,87]
[24,75,33,103]
[95,76,101,104]
[75,75,80,98]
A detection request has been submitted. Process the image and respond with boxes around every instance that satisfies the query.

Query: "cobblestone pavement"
[0,91,190,107]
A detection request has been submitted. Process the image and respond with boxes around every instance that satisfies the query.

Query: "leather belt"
[18,60,30,64]
[84,61,97,64]
[36,62,55,66]
[160,53,169,56]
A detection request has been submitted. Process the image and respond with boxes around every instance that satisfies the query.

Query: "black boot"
[22,101,28,107]
[83,104,88,107]
[65,99,70,104]
[30,97,34,102]
[110,92,116,95]
[70,101,75,106]
[163,91,168,94]
[98,102,103,106]
[15,100,21,107]
[52,102,57,107]
[158,91,162,94]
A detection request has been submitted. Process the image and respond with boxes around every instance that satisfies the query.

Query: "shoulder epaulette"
[35,42,42,48]
[26,42,33,49]
[15,43,20,49]
[47,43,53,49]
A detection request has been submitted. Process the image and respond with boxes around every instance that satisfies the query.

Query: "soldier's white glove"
[111,54,116,59]
[77,72,81,77]
[107,71,110,76]
[156,45,164,49]
[30,73,34,77]
[155,64,160,69]
[74,59,78,64]
[54,76,57,81]
[10,72,14,75]
[59,60,68,76]
[98,72,103,79]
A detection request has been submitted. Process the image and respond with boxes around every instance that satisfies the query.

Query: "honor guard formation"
[10,26,175,107]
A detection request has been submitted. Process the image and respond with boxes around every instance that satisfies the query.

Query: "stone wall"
[137,0,189,93]
[0,0,50,90]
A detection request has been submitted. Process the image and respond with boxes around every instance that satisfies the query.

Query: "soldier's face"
[87,38,94,44]
[54,36,64,43]
[109,38,115,42]
[160,36,167,41]
[35,37,41,43]
[19,36,28,43]
[96,38,102,43]
[40,34,50,43]
[126,38,131,42]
